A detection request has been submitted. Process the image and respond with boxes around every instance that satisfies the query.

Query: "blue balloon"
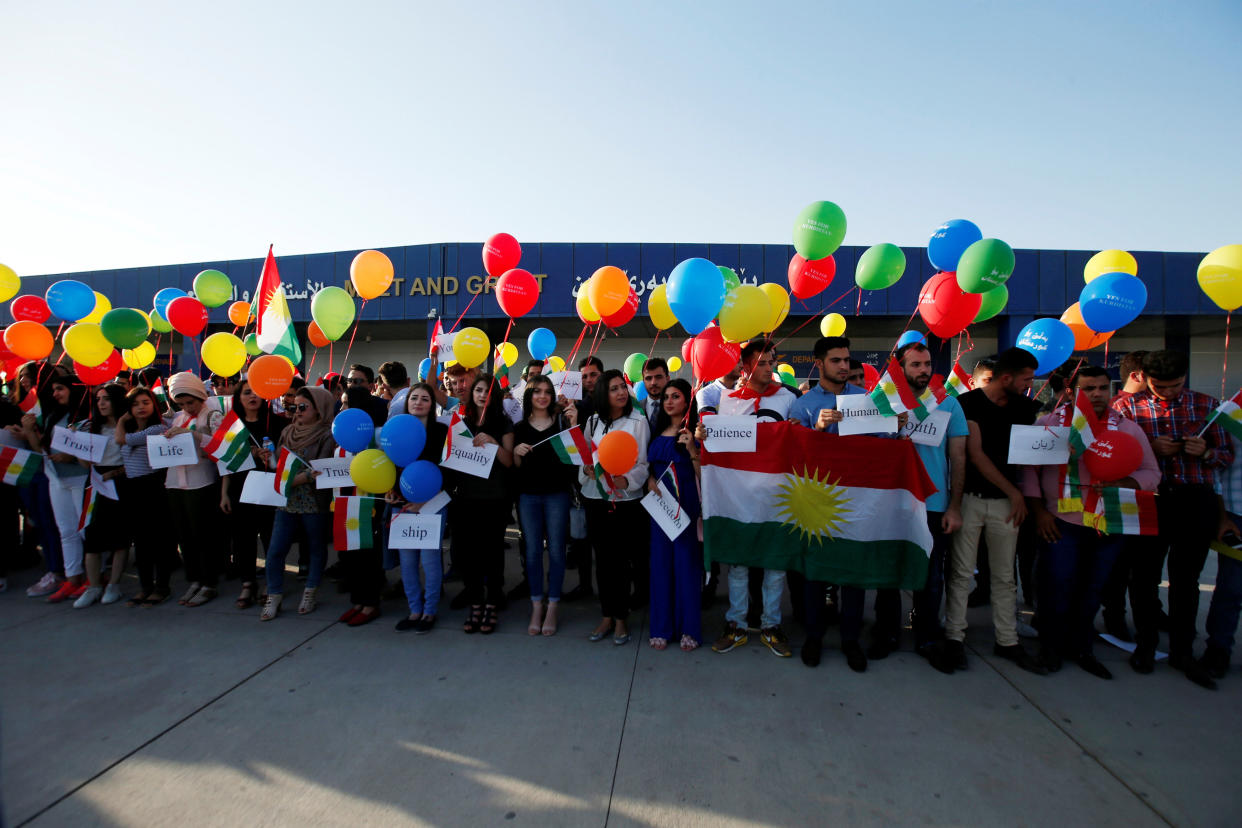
[418,357,433,380]
[666,258,726,336]
[527,327,557,361]
[1015,318,1075,375]
[378,414,426,467]
[896,330,927,348]
[44,280,96,322]
[1078,272,1147,334]
[400,460,442,503]
[332,407,375,453]
[927,219,983,273]
[153,287,189,320]
[634,382,648,402]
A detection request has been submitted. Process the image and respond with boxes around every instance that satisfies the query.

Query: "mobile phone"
[1221,531,1242,550]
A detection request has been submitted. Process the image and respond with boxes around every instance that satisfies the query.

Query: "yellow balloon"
[758,283,790,333]
[667,356,682,373]
[350,448,396,494]
[497,341,519,367]
[777,363,795,377]
[718,284,771,342]
[453,326,490,369]
[78,292,111,325]
[0,263,19,303]
[647,283,677,331]
[134,309,153,334]
[201,332,247,377]
[1084,249,1137,283]
[62,322,112,367]
[820,312,847,337]
[122,341,156,370]
[576,288,601,323]
[546,355,565,372]
[1198,244,1242,312]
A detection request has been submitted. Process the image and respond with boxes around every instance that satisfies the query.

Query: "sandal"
[235,582,257,610]
[298,587,318,615]
[479,604,499,635]
[127,592,151,608]
[541,603,558,637]
[528,601,545,636]
[178,582,202,606]
[650,637,668,650]
[260,595,282,621]
[680,635,699,652]
[143,592,170,607]
[186,587,217,607]
[463,605,483,634]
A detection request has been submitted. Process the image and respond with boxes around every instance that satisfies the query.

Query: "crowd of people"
[1,336,1238,691]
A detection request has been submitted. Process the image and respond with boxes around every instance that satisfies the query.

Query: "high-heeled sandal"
[260,595,282,622]
[235,582,257,610]
[528,601,545,636]
[680,634,699,652]
[463,605,483,634]
[479,604,499,635]
[298,587,318,615]
[541,603,558,636]
[650,637,668,650]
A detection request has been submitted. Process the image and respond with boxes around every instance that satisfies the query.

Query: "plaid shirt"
[1113,388,1233,487]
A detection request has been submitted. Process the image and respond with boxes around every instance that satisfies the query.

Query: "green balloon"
[244,332,261,356]
[792,200,847,260]
[311,286,356,341]
[855,243,907,291]
[623,352,647,383]
[973,284,1009,323]
[718,266,741,296]
[781,371,798,389]
[100,308,150,350]
[956,238,1015,294]
[149,308,172,334]
[193,269,233,308]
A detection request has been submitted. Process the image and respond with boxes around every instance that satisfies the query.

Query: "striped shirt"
[122,422,169,479]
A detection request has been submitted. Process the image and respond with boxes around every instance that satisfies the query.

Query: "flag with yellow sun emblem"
[333,496,374,550]
[701,422,936,589]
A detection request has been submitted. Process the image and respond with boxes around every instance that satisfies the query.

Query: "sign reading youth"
[900,409,951,447]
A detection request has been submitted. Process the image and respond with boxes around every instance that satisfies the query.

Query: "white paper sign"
[146,432,198,469]
[836,394,899,436]
[701,415,757,453]
[641,479,692,541]
[90,466,118,500]
[418,490,451,515]
[239,471,287,507]
[901,409,952,447]
[440,440,498,479]
[1008,425,1071,465]
[51,426,108,463]
[509,379,527,403]
[217,452,255,476]
[311,455,355,489]
[549,370,583,401]
[388,513,443,549]
[434,333,455,363]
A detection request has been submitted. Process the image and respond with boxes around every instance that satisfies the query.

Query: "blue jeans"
[18,471,62,575]
[519,491,570,602]
[399,548,442,616]
[265,510,329,596]
[1037,518,1123,658]
[1207,511,1242,657]
[726,566,784,629]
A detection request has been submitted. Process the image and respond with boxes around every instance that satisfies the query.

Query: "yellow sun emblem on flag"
[346,517,360,531]
[774,466,850,541]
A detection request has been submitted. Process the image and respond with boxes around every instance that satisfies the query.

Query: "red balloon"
[482,233,521,278]
[787,254,837,300]
[681,337,695,366]
[494,268,539,318]
[74,351,123,385]
[918,271,982,338]
[1083,431,1143,483]
[10,294,50,323]
[691,325,742,383]
[862,363,881,392]
[602,288,639,328]
[166,296,209,337]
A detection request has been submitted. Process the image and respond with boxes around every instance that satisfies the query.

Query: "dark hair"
[347,364,374,384]
[1142,350,1188,381]
[578,356,603,372]
[404,381,438,430]
[88,383,129,434]
[1119,350,1149,379]
[289,376,306,391]
[643,357,669,376]
[591,369,633,424]
[321,373,343,393]
[123,386,164,432]
[522,375,557,420]
[461,374,507,434]
[17,361,58,412]
[43,373,88,450]
[378,361,408,388]
[343,386,374,412]
[897,342,930,364]
[136,367,162,389]
[231,378,273,422]
[813,337,850,360]
[1047,359,1081,393]
[524,359,545,372]
[972,357,996,376]
[849,358,863,371]
[741,338,775,365]
[652,378,698,434]
[994,348,1039,377]
[1072,365,1111,386]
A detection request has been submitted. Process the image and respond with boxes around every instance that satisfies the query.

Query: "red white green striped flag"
[255,245,303,365]
[494,346,511,390]
[441,411,472,463]
[593,462,623,501]
[0,446,42,486]
[550,426,592,466]
[869,358,919,416]
[77,486,97,532]
[1065,390,1101,456]
[203,411,252,472]
[1203,389,1242,441]
[333,496,374,550]
[943,361,973,398]
[1082,487,1158,536]
[274,447,308,496]
[18,390,41,421]
[150,378,168,410]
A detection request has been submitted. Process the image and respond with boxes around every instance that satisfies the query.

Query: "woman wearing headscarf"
[74,383,130,608]
[116,384,175,606]
[260,385,337,621]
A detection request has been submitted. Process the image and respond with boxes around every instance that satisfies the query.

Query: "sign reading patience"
[701,415,757,453]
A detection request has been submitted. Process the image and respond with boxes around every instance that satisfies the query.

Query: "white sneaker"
[73,586,103,609]
[101,584,123,605]
[26,572,61,598]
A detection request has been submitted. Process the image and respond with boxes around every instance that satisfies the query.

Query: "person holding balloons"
[115,385,175,606]
[74,383,131,608]
[580,369,651,646]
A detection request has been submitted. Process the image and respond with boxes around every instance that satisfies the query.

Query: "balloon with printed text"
[787,254,836,300]
[153,287,188,321]
[10,294,50,323]
[379,414,426,467]
[1078,272,1146,332]
[333,407,376,454]
[956,239,1015,294]
[719,267,741,296]
[45,280,95,322]
[1196,244,1242,312]
[792,201,847,260]
[1083,431,1143,482]
[350,250,394,300]
[400,460,442,503]
[690,325,741,383]
[247,354,294,400]
[482,233,521,279]
[973,284,1009,323]
[927,219,982,273]
[587,266,631,318]
[495,268,539,318]
[917,271,981,339]
[453,327,490,369]
[350,448,396,494]
[1015,318,1075,375]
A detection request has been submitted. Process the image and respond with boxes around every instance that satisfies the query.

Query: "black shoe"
[449,590,472,611]
[561,584,593,603]
[414,616,436,634]
[1103,614,1133,643]
[800,636,822,668]
[993,643,1048,675]
[866,637,898,660]
[967,589,990,608]
[1170,653,1218,690]
[395,617,420,632]
[841,641,868,673]
[942,639,968,671]
[917,641,956,675]
[1129,647,1155,674]
[1199,646,1230,680]
[506,579,530,601]
[1075,653,1113,680]
[1038,643,1063,673]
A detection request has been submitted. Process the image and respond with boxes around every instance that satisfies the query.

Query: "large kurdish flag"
[333,496,374,550]
[1082,487,1158,536]
[701,422,936,589]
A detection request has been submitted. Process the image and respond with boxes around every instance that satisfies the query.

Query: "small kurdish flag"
[274,447,308,496]
[909,386,941,422]
[441,411,472,462]
[78,486,97,532]
[1082,487,1158,536]
[18,390,41,421]
[0,446,42,486]
[869,358,919,416]
[1066,390,1101,456]
[333,496,374,550]
[150,378,168,409]
[494,346,510,390]
[203,411,252,472]
[550,426,592,466]
[944,361,973,397]
[1203,389,1242,441]
[593,461,623,501]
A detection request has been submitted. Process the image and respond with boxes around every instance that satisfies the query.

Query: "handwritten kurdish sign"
[51,426,109,463]
[146,432,198,469]
[901,409,952,447]
[641,479,691,541]
[836,394,899,436]
[440,441,498,479]
[548,370,583,401]
[388,513,443,550]
[701,415,757,452]
[311,455,355,489]
[1008,425,1071,465]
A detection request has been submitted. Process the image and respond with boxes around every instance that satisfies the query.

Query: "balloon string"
[339,299,365,374]
[1224,311,1232,401]
[772,285,858,350]
[647,329,660,362]
[307,348,318,378]
[565,324,590,368]
[447,291,482,334]
[855,289,862,316]
[586,323,604,360]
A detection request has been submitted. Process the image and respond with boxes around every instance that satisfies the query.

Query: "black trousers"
[452,495,509,605]
[167,484,221,588]
[122,473,177,593]
[584,497,648,622]
[228,483,274,585]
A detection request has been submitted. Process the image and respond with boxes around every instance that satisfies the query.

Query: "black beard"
[907,376,930,392]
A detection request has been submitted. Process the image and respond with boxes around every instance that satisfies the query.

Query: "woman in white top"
[578,369,650,646]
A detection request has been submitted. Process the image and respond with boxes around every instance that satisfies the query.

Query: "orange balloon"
[308,321,329,349]
[596,430,638,476]
[247,354,295,400]
[587,266,630,318]
[350,250,395,300]
[1060,302,1114,351]
[228,301,252,327]
[4,320,54,361]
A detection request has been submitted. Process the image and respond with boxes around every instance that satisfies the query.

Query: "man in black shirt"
[944,347,1045,674]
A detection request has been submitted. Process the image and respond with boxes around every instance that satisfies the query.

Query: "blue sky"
[1,0,1239,276]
